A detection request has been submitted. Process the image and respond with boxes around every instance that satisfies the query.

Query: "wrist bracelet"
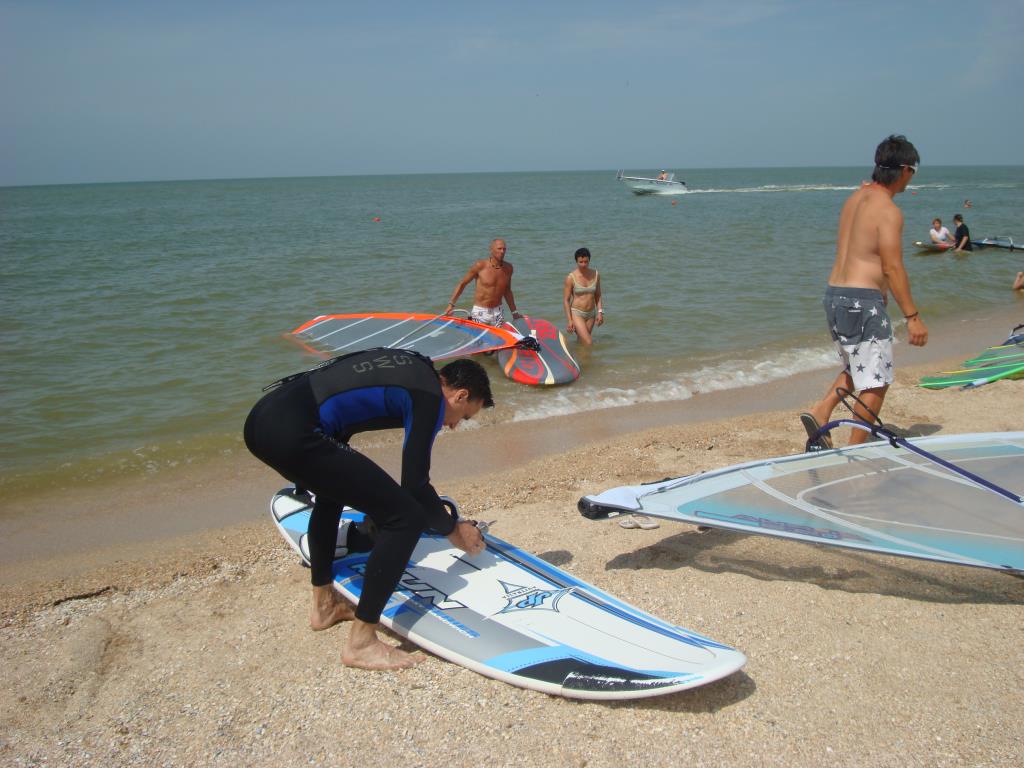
[904,311,919,320]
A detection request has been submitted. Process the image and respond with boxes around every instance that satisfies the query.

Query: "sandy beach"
[2,314,1023,767]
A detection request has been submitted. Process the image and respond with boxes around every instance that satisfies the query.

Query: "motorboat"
[616,170,687,195]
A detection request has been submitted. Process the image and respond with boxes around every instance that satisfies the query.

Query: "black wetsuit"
[955,222,973,251]
[243,348,453,624]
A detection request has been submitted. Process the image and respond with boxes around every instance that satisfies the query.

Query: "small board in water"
[970,237,1021,251]
[913,240,952,253]
[270,488,745,700]
[496,315,580,386]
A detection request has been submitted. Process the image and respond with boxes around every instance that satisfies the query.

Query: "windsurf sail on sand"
[920,326,1024,389]
[1002,323,1024,348]
[290,313,531,361]
[580,429,1024,572]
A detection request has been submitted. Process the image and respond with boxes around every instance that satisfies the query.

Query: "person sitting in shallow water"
[563,247,603,345]
[929,218,951,245]
[952,213,972,253]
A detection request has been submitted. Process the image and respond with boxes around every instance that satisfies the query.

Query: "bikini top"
[571,271,599,294]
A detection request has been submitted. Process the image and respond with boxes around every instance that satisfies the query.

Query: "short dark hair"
[574,247,591,260]
[439,359,494,407]
[953,213,964,223]
[871,134,920,185]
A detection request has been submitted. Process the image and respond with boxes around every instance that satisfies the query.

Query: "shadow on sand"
[602,526,1023,606]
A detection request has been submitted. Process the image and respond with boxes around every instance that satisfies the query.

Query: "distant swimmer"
[445,238,522,326]
[963,199,973,209]
[929,218,952,244]
[953,213,973,252]
[563,247,603,345]
[802,135,928,450]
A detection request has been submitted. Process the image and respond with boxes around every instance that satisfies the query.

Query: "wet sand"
[1,309,1023,767]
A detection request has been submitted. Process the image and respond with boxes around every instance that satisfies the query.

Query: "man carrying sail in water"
[244,350,493,670]
[802,135,928,449]
[444,238,522,325]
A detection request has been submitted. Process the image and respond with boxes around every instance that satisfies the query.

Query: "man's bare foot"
[342,619,424,670]
[310,585,356,631]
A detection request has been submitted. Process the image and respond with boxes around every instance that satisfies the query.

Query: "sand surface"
[2,323,1023,766]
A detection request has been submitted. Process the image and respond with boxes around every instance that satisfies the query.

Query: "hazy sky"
[2,0,1022,186]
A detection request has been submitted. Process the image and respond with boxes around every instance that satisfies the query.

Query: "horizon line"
[2,163,1020,191]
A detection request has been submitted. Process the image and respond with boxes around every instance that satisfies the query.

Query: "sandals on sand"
[799,412,834,450]
[619,515,660,530]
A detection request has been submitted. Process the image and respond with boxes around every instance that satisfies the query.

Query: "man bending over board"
[444,238,522,325]
[244,349,493,670]
[801,135,928,449]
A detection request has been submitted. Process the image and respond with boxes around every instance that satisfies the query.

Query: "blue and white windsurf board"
[271,488,745,700]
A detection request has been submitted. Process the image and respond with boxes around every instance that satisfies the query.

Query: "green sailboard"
[960,339,1024,369]
[920,329,1024,390]
[920,361,1024,389]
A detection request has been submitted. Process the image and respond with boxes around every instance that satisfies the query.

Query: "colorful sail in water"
[580,431,1024,572]
[290,313,524,361]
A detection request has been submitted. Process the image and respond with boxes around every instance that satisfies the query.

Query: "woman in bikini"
[563,247,603,345]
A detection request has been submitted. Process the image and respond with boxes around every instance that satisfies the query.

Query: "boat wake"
[687,182,953,195]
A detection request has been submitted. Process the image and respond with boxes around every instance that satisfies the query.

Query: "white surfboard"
[270,487,745,700]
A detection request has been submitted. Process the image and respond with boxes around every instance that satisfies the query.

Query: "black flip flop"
[800,412,834,450]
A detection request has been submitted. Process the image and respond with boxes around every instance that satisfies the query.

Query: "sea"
[2,166,1022,494]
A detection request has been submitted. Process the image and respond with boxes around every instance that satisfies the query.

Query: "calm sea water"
[2,166,1022,492]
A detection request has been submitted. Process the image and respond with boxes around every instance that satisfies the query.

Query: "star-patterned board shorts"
[470,304,505,326]
[823,286,895,390]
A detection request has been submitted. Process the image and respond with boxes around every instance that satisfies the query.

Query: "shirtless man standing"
[445,238,522,326]
[801,135,928,448]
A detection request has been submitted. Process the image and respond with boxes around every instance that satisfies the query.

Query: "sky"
[2,0,1022,186]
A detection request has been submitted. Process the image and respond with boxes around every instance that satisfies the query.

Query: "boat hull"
[624,180,687,195]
